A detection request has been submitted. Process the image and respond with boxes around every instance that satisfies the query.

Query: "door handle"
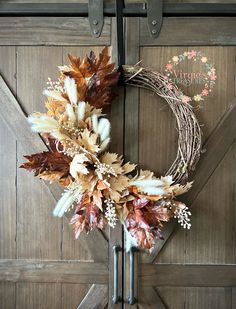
[128,247,136,305]
[112,245,121,304]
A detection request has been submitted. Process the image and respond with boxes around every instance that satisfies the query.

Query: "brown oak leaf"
[20,138,72,187]
[71,193,104,238]
[61,47,119,107]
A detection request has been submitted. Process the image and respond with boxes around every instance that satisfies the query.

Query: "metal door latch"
[146,0,163,38]
[88,0,104,38]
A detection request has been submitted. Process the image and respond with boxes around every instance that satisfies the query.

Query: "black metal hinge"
[88,0,104,38]
[147,0,163,38]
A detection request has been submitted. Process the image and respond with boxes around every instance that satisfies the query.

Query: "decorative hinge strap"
[147,0,163,38]
[88,0,104,38]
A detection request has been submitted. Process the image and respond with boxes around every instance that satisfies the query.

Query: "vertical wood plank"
[16,283,61,309]
[0,46,17,309]
[109,18,124,308]
[16,46,63,308]
[62,284,90,309]
[0,47,17,260]
[124,17,140,309]
[185,287,232,309]
[157,287,185,309]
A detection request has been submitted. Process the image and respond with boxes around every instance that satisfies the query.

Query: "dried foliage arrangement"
[20,47,202,251]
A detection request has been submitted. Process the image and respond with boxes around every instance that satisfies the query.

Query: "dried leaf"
[20,137,72,187]
[61,47,119,108]
[78,128,100,153]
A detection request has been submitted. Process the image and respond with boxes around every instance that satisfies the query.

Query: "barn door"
[0,15,123,309]
[123,14,236,309]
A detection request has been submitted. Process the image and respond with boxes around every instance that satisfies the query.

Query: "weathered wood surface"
[0,45,111,308]
[141,98,236,263]
[0,17,110,46]
[139,264,236,287]
[138,287,167,309]
[140,18,236,46]
[130,35,236,308]
[0,260,108,284]
[77,284,108,309]
[0,71,108,262]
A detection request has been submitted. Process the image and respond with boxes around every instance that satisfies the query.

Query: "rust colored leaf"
[71,193,104,238]
[64,47,119,107]
[20,137,72,187]
[125,197,174,250]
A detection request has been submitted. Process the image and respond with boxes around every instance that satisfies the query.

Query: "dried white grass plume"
[53,185,82,217]
[77,101,86,120]
[100,137,110,152]
[91,114,98,133]
[66,104,76,123]
[64,76,78,105]
[97,118,111,141]
[43,89,67,102]
[28,115,59,133]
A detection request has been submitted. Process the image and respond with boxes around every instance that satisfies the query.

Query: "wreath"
[20,47,202,251]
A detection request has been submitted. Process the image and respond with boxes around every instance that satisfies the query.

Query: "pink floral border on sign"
[164,50,217,104]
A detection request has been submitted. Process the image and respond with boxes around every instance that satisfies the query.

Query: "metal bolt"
[93,29,99,35]
[152,29,157,35]
[152,20,157,25]
[93,19,98,25]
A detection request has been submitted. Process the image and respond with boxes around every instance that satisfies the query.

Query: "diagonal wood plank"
[142,98,236,263]
[77,284,108,309]
[138,286,167,309]
[0,74,108,262]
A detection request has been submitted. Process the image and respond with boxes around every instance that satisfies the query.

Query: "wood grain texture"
[16,283,61,309]
[144,97,236,263]
[139,47,236,264]
[62,284,90,309]
[0,47,17,260]
[0,260,108,284]
[0,17,110,46]
[77,284,108,309]
[0,282,16,309]
[123,17,140,309]
[185,287,232,309]
[139,264,236,287]
[0,68,108,262]
[138,287,167,309]
[109,19,123,309]
[16,46,63,260]
[140,18,236,46]
[157,287,185,309]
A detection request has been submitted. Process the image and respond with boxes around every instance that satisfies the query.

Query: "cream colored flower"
[201,56,208,63]
[69,153,90,178]
[193,94,203,102]
[172,56,179,62]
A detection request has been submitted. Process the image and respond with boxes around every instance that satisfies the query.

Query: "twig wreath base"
[20,48,202,251]
[123,65,202,184]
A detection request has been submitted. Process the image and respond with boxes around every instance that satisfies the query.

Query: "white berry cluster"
[174,205,191,229]
[104,199,117,228]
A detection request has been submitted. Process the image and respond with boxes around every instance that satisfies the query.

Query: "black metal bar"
[112,245,121,304]
[0,3,236,17]
[128,247,136,305]
[115,0,125,68]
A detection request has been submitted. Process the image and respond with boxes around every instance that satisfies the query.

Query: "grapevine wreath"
[20,47,202,251]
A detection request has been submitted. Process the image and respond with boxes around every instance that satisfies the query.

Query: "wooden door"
[0,13,123,309]
[123,9,236,309]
